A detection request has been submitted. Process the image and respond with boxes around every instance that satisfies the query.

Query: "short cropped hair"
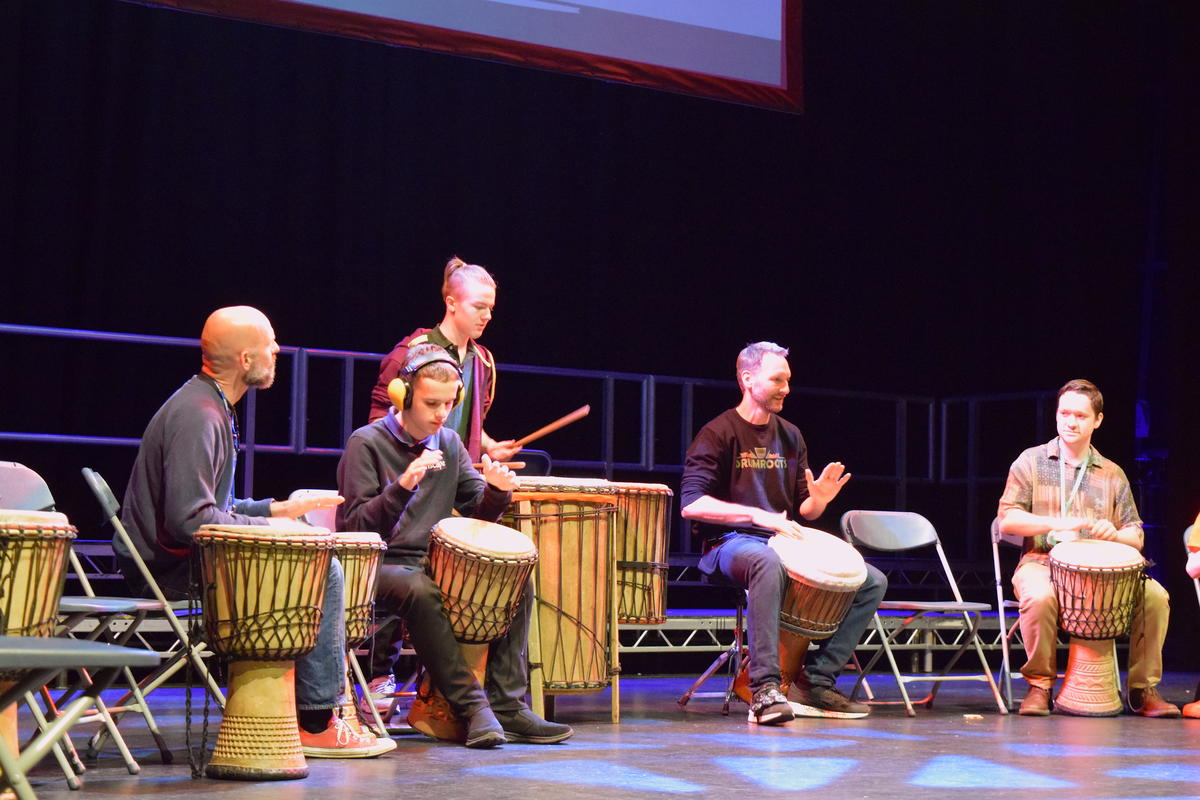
[1057,378,1104,416]
[442,255,497,299]
[735,341,789,381]
[404,343,461,385]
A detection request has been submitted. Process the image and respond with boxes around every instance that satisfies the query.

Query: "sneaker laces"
[331,716,355,746]
[750,686,788,714]
[368,676,397,698]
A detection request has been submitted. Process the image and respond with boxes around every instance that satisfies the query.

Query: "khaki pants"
[1012,556,1169,691]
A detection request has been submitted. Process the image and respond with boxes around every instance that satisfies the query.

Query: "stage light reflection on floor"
[908,755,1075,789]
[1105,763,1200,783]
[714,756,858,790]
[693,732,856,752]
[463,759,706,793]
[1008,743,1200,758]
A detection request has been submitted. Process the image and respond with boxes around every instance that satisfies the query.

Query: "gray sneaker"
[787,681,869,719]
[495,708,573,744]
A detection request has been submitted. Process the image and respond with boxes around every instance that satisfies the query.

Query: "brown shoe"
[1128,687,1182,718]
[1018,686,1052,716]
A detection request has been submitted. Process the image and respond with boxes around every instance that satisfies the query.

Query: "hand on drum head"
[479,454,518,491]
[269,493,344,519]
[804,462,851,505]
[751,509,809,540]
[1050,529,1080,544]
[1086,519,1120,541]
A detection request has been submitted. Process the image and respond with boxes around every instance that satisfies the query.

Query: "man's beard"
[246,361,275,389]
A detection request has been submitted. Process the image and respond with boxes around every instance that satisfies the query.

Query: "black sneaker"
[748,683,795,725]
[787,680,869,719]
[495,708,573,744]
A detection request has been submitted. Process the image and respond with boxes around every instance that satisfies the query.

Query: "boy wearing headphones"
[337,343,572,748]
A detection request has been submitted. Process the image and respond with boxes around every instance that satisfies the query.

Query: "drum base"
[206,660,308,781]
[407,643,493,744]
[733,630,813,705]
[1054,638,1123,717]
[408,675,467,743]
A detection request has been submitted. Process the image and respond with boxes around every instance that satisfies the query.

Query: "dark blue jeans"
[699,533,887,691]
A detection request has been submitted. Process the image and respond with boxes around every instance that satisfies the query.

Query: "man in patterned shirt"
[998,379,1179,717]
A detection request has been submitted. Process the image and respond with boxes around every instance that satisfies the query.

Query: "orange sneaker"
[299,716,395,758]
[1183,700,1200,719]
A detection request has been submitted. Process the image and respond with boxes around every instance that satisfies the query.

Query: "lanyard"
[1058,441,1090,518]
[199,374,240,510]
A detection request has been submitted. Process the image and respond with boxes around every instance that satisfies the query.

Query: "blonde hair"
[442,256,497,299]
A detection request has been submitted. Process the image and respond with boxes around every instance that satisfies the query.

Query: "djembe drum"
[1,510,77,790]
[330,532,389,738]
[407,518,538,742]
[194,524,335,780]
[734,528,867,703]
[504,478,618,719]
[608,482,673,625]
[1049,538,1145,716]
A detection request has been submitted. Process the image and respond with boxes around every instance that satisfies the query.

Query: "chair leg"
[678,602,746,713]
[22,692,83,789]
[348,652,390,736]
[858,614,917,717]
[960,613,1009,715]
[677,641,738,709]
[31,688,86,775]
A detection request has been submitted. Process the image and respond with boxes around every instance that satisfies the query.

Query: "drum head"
[769,528,867,589]
[0,509,71,528]
[606,481,673,497]
[198,522,330,537]
[1049,539,1144,569]
[332,531,387,550]
[432,517,536,559]
[513,476,611,490]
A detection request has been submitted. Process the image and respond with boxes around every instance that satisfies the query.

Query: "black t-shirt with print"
[680,408,811,542]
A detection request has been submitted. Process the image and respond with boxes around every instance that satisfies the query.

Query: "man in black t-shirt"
[680,342,886,724]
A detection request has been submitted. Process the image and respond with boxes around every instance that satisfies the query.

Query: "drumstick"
[513,405,590,448]
[472,462,526,470]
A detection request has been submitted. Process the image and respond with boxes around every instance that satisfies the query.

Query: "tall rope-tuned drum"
[193,524,335,780]
[0,510,78,789]
[734,529,867,702]
[607,482,673,625]
[1048,538,1145,716]
[408,518,538,742]
[331,532,389,739]
[503,477,619,719]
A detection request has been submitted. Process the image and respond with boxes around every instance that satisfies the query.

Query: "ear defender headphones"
[387,348,464,411]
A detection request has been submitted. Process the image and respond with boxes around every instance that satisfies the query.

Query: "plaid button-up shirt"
[998,437,1143,556]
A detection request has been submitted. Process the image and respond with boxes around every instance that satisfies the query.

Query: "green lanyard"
[1058,442,1091,518]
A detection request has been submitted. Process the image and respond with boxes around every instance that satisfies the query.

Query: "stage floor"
[20,673,1200,800]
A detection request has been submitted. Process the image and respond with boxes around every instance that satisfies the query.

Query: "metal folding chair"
[79,469,225,720]
[841,510,1008,716]
[990,516,1025,710]
[0,463,165,779]
[0,637,159,800]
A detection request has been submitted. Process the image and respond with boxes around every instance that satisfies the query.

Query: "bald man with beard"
[116,306,393,758]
